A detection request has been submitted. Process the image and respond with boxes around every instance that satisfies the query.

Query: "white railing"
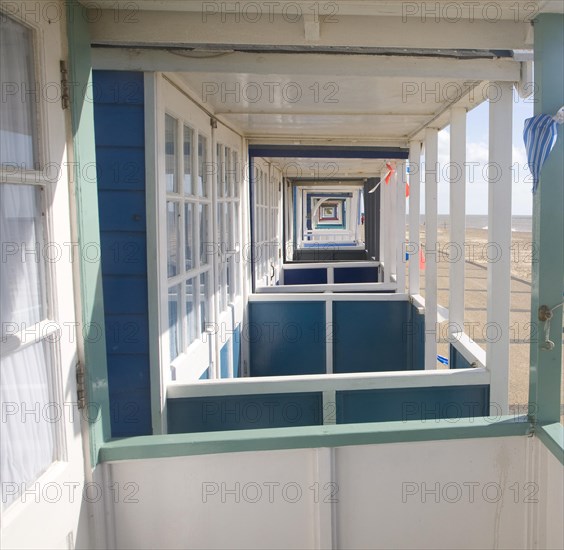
[168,368,491,425]
[411,294,487,370]
[256,282,395,293]
[168,369,490,396]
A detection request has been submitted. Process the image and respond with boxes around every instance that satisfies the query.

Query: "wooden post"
[408,141,422,296]
[487,82,513,414]
[424,128,439,370]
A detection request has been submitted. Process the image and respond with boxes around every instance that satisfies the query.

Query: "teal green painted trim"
[529,14,564,424]
[99,415,530,462]
[537,423,564,466]
[67,0,111,463]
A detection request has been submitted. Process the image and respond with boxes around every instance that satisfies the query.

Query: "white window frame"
[253,158,281,287]
[157,79,214,383]
[155,77,247,385]
[214,123,244,378]
[0,9,80,518]
[216,143,242,310]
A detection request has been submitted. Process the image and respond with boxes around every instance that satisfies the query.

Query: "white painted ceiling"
[88,1,564,18]
[263,157,387,179]
[86,0,550,172]
[178,71,453,140]
[175,65,486,143]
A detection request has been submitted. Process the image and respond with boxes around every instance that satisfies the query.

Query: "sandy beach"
[417,227,563,419]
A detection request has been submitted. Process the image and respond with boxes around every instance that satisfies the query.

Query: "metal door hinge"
[538,305,552,322]
[76,361,86,410]
[60,60,70,110]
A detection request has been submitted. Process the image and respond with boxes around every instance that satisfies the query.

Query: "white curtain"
[0,16,58,508]
[0,184,43,333]
[0,187,55,507]
[1,343,56,507]
[0,15,36,168]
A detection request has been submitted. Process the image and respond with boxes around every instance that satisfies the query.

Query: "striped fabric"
[523,114,560,193]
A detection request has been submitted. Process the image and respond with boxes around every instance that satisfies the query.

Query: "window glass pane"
[216,144,223,199]
[0,16,37,169]
[233,151,239,198]
[219,261,226,312]
[185,278,196,346]
[234,202,240,248]
[223,146,230,197]
[183,125,193,195]
[264,206,268,243]
[168,284,180,361]
[0,184,44,336]
[227,256,235,302]
[1,340,57,508]
[165,115,177,193]
[271,207,275,242]
[221,202,229,251]
[199,272,209,334]
[199,204,210,265]
[184,203,194,271]
[198,134,208,197]
[216,203,223,254]
[167,201,179,277]
[227,202,234,250]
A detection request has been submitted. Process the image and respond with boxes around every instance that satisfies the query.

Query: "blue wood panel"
[107,355,151,391]
[105,314,149,355]
[249,145,409,159]
[233,325,241,377]
[333,266,378,283]
[336,385,490,423]
[220,341,230,378]
[449,344,474,369]
[96,147,145,191]
[284,268,327,285]
[94,104,145,147]
[109,389,152,437]
[167,392,323,433]
[102,276,148,315]
[92,70,144,104]
[97,190,146,232]
[333,301,410,373]
[100,232,147,276]
[410,305,425,371]
[94,70,151,437]
[249,301,326,376]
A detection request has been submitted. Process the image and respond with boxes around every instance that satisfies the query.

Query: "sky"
[420,91,534,216]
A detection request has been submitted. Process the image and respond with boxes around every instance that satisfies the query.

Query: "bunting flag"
[384,162,395,185]
[405,182,410,198]
[523,107,564,193]
[419,248,426,270]
[437,355,449,366]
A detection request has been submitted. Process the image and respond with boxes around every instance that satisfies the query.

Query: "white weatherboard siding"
[99,435,564,550]
[537,439,564,550]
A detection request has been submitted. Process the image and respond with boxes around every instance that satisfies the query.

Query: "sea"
[419,215,532,233]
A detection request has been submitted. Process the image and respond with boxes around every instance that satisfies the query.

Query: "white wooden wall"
[93,435,563,550]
